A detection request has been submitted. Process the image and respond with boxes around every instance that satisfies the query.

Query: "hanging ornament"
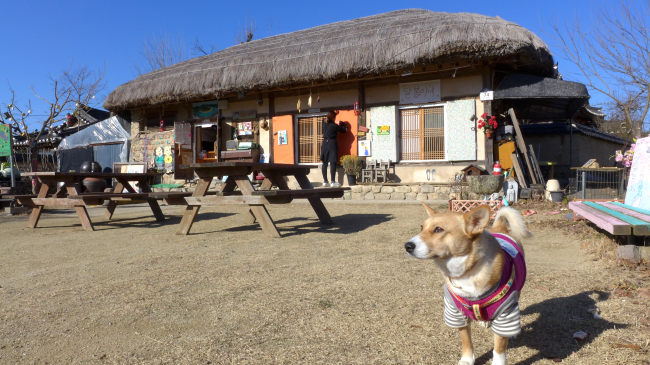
[317,85,320,102]
[354,101,361,116]
[308,94,312,108]
[297,98,301,113]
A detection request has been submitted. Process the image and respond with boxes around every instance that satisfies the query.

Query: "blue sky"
[1,0,604,130]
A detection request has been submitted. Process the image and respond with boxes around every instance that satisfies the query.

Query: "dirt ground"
[1,201,649,364]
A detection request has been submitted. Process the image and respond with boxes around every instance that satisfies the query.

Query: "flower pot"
[346,174,357,186]
[485,130,493,138]
[549,191,564,202]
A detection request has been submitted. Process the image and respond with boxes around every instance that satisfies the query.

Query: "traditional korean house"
[104,9,591,186]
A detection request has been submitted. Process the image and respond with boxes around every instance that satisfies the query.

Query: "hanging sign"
[400,80,441,104]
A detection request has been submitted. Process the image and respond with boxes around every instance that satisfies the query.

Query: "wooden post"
[508,108,538,185]
[485,134,494,174]
[268,93,275,164]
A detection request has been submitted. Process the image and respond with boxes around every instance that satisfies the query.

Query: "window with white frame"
[399,105,445,161]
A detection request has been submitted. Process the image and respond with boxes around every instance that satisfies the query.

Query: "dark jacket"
[320,122,347,162]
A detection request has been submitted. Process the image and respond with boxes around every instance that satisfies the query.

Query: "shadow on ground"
[218,213,394,237]
[472,291,626,365]
[28,212,236,231]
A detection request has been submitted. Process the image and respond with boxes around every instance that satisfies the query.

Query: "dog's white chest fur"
[435,255,484,298]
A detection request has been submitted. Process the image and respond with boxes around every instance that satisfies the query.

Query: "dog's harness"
[447,233,526,322]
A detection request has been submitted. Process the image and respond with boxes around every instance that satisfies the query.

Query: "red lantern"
[160,119,165,131]
[354,101,361,116]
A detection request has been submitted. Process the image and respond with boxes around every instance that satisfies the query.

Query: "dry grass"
[1,202,649,364]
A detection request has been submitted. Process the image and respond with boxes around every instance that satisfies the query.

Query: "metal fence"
[568,168,627,200]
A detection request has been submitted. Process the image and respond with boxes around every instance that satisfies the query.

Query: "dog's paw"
[491,350,506,365]
[458,356,475,365]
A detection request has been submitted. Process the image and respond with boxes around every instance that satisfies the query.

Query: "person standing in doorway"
[320,110,347,187]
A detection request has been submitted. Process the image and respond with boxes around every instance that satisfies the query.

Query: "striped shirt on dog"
[444,285,522,337]
[441,233,526,338]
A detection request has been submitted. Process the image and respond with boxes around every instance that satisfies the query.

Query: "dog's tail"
[493,207,533,243]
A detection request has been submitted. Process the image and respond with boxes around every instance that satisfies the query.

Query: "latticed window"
[400,106,445,161]
[297,116,327,163]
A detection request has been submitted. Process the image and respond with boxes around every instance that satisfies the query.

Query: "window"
[297,115,326,163]
[400,105,445,161]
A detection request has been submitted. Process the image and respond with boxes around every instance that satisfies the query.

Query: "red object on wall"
[493,161,502,175]
[353,101,361,116]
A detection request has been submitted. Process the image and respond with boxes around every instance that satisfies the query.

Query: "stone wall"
[343,184,481,201]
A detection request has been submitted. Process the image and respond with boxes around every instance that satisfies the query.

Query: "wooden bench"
[184,188,348,205]
[569,201,650,243]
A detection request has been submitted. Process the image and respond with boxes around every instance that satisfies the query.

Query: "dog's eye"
[433,227,444,233]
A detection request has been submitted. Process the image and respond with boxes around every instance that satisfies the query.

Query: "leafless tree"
[234,12,256,44]
[548,0,650,138]
[598,91,648,139]
[132,32,190,76]
[1,63,107,178]
[192,37,218,57]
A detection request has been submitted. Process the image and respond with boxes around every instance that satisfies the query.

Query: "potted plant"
[340,154,363,186]
[477,113,499,138]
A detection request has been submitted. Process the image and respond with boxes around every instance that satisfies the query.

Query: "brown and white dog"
[404,204,532,365]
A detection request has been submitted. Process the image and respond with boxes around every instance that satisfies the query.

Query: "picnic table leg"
[66,182,94,231]
[103,181,125,220]
[294,174,334,225]
[244,178,274,224]
[138,179,165,222]
[177,177,211,235]
[27,179,51,228]
[234,175,281,238]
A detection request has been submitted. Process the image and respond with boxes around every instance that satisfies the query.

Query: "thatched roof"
[104,9,554,111]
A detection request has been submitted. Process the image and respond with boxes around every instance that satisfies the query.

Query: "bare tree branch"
[132,32,189,76]
[547,0,650,138]
[191,37,218,57]
[234,12,256,44]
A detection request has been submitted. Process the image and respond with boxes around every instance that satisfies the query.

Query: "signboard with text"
[400,80,441,104]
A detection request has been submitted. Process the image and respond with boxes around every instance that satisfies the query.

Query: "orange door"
[272,115,294,164]
[335,110,358,162]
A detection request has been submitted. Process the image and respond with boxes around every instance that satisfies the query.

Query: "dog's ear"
[422,203,437,217]
[463,205,491,236]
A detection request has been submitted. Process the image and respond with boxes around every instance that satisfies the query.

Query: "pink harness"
[448,233,526,322]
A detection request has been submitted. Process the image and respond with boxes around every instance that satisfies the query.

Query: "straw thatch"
[104,9,554,111]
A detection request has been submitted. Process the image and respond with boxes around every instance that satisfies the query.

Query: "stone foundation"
[343,184,481,201]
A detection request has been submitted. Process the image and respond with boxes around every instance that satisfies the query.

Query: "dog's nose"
[405,241,415,254]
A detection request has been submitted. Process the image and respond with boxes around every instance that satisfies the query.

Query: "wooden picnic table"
[176,162,349,238]
[19,172,163,231]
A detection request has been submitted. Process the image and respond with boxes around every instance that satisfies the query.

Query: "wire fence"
[568,168,627,200]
